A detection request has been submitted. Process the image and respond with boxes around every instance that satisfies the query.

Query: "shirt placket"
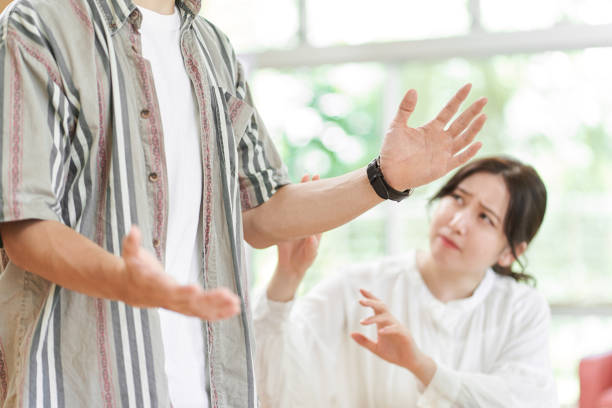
[126,8,169,262]
[179,25,223,407]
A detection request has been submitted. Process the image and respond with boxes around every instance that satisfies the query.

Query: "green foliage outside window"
[249,51,612,405]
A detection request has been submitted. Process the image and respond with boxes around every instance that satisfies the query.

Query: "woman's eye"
[480,213,494,226]
[451,193,463,203]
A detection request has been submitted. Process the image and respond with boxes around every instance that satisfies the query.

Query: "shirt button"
[148,172,158,182]
[153,239,160,248]
[140,109,151,119]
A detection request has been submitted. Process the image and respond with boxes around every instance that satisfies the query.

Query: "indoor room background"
[202,1,612,406]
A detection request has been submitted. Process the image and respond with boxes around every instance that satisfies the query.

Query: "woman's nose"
[449,210,469,235]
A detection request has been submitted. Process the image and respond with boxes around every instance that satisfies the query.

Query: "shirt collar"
[413,256,496,313]
[424,269,496,331]
[97,0,201,34]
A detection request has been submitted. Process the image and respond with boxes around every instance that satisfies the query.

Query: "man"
[0,0,486,406]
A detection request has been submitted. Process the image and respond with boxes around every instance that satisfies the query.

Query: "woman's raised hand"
[351,289,437,385]
[266,174,322,302]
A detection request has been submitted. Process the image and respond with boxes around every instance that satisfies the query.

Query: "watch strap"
[367,157,412,202]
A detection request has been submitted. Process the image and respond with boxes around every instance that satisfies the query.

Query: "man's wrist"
[367,156,412,202]
[109,256,130,303]
[378,156,405,191]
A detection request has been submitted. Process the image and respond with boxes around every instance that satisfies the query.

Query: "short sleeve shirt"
[0,0,289,406]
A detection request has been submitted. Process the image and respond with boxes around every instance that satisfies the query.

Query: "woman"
[253,157,558,407]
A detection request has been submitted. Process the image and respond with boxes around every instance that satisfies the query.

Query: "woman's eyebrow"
[457,187,501,223]
[457,187,473,196]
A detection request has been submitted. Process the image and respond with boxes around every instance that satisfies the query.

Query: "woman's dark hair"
[429,156,547,285]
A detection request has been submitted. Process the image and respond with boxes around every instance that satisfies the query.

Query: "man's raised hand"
[379,84,487,191]
[120,226,240,320]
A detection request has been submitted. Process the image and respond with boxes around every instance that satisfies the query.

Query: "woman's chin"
[429,244,463,266]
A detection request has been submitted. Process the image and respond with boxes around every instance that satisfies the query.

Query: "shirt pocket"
[220,89,254,147]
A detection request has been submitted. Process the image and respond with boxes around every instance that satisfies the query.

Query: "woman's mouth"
[439,235,460,251]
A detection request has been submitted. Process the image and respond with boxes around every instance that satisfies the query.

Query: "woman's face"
[429,172,514,274]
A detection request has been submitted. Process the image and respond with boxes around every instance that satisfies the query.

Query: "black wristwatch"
[367,156,412,202]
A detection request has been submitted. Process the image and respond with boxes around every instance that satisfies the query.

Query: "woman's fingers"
[306,235,320,250]
[379,323,402,335]
[300,173,320,183]
[350,332,377,353]
[359,288,380,300]
[360,313,395,329]
[358,298,387,313]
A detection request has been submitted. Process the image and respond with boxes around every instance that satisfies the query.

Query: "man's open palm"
[121,226,241,321]
[380,84,487,191]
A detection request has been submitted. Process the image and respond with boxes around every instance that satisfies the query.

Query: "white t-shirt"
[253,251,558,408]
[139,6,208,408]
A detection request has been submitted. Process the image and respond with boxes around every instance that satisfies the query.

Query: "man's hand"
[121,226,241,320]
[380,84,487,191]
[241,85,487,249]
[351,289,437,385]
[266,175,322,302]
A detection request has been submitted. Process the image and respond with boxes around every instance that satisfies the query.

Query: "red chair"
[580,351,612,408]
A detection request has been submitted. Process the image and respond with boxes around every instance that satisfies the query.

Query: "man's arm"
[0,10,238,321]
[243,84,487,249]
[243,168,379,249]
[0,220,240,320]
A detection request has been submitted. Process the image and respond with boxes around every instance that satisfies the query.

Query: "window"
[204,2,612,405]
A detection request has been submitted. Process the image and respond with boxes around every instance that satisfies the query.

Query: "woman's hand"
[351,289,437,385]
[266,175,322,302]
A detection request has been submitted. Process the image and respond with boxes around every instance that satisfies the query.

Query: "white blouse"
[253,251,558,407]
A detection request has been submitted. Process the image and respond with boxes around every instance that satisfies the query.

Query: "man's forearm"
[0,219,126,300]
[243,167,383,248]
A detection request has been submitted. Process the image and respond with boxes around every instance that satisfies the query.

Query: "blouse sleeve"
[253,272,352,408]
[417,291,558,408]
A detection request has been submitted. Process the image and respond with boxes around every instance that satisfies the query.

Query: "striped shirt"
[0,0,289,406]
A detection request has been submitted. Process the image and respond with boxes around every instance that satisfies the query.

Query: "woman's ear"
[497,241,527,267]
